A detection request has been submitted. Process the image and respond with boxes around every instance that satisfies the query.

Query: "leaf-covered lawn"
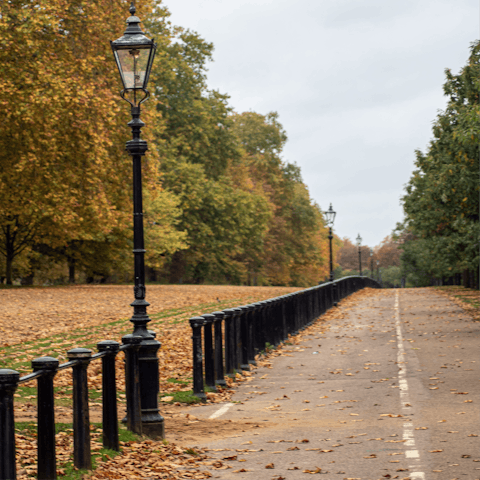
[435,286,480,320]
[1,284,301,403]
[2,284,301,479]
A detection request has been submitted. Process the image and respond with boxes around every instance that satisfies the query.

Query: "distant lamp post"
[324,203,337,306]
[324,204,336,282]
[356,233,362,276]
[376,260,380,282]
[370,248,374,278]
[111,3,164,438]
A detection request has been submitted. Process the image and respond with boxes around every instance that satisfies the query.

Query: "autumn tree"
[0,0,186,284]
[337,238,371,272]
[0,0,338,287]
[231,111,331,286]
[375,236,401,268]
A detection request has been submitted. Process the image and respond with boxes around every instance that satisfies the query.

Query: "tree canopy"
[0,0,337,287]
[400,41,479,285]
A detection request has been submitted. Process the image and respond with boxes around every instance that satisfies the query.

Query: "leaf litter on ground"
[5,285,381,478]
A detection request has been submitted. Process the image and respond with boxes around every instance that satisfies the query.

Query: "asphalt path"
[184,288,479,480]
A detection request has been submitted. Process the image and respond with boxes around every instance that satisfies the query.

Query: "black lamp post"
[370,248,374,278]
[111,3,164,438]
[356,233,362,276]
[324,204,336,282]
[377,260,380,282]
[324,203,337,306]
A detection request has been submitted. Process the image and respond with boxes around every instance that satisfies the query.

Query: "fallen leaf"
[303,467,322,473]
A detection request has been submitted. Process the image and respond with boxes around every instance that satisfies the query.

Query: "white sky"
[163,0,479,248]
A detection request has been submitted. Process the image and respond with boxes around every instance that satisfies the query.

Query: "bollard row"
[0,335,143,480]
[189,276,381,398]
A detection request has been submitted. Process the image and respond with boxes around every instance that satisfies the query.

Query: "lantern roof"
[111,2,154,49]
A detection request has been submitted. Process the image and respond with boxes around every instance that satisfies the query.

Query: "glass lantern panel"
[116,47,151,90]
[326,211,336,226]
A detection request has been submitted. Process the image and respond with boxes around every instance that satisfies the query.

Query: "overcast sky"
[163,0,479,248]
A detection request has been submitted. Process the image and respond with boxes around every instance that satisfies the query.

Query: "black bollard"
[231,307,242,372]
[0,368,20,480]
[246,304,257,366]
[67,348,92,470]
[189,317,207,399]
[258,300,268,353]
[97,340,120,451]
[252,302,265,358]
[202,314,216,389]
[32,357,59,480]
[212,311,226,386]
[239,306,250,370]
[222,309,235,375]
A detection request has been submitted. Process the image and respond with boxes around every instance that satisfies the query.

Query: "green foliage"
[401,41,480,279]
[380,266,402,288]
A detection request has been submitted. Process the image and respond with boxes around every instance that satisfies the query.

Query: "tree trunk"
[68,258,76,284]
[5,224,14,285]
[6,253,13,285]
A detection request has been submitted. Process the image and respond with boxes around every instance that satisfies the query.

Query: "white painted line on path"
[394,290,427,479]
[209,402,234,419]
[410,473,426,480]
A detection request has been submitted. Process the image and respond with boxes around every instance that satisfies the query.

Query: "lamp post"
[324,204,336,282]
[377,260,380,283]
[111,3,164,438]
[370,248,374,278]
[324,203,337,306]
[356,233,362,276]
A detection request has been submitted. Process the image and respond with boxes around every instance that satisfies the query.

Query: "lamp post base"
[141,419,165,439]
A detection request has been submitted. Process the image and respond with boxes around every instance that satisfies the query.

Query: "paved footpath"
[181,288,479,480]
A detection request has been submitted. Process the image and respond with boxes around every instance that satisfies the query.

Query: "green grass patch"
[160,390,203,404]
[166,378,189,385]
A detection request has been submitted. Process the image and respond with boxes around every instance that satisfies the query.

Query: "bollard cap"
[222,308,235,317]
[32,356,59,371]
[67,348,92,359]
[189,316,206,328]
[201,313,215,324]
[0,369,20,385]
[212,311,225,320]
[97,340,120,352]
[122,334,143,345]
